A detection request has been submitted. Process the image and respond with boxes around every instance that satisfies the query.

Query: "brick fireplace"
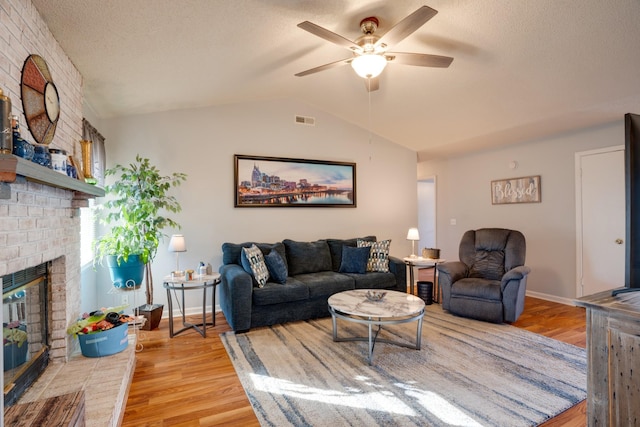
[1,176,84,364]
[1,159,136,426]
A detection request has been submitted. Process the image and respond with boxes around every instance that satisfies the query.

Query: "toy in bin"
[67,305,131,357]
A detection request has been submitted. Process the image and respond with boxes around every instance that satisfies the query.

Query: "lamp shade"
[406,228,420,241]
[168,234,186,252]
[351,54,387,78]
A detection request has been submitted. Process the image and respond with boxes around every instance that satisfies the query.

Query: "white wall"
[98,98,418,312]
[418,120,624,302]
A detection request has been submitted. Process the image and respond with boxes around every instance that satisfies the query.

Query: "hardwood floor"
[122,274,587,426]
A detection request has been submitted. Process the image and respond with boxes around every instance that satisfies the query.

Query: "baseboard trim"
[526,290,579,306]
[162,305,221,319]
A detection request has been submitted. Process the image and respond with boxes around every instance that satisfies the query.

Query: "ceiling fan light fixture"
[351,54,387,78]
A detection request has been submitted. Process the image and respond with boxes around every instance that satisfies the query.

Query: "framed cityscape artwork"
[491,175,541,204]
[234,154,356,208]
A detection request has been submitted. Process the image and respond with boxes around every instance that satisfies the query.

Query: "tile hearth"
[14,335,136,427]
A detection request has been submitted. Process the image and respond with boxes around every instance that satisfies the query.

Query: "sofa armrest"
[437,261,469,310]
[218,264,254,331]
[388,256,407,293]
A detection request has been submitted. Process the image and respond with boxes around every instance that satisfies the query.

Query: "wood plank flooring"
[122,271,587,426]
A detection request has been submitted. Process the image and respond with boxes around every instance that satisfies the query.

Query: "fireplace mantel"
[0,154,104,205]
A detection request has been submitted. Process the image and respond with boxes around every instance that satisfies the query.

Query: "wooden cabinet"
[576,290,640,426]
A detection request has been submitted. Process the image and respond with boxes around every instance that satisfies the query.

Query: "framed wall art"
[491,175,541,204]
[234,154,356,208]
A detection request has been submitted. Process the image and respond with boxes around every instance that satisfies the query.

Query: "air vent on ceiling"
[295,115,315,126]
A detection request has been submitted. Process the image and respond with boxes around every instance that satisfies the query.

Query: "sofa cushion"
[338,245,370,274]
[283,239,332,275]
[222,241,287,270]
[241,244,270,287]
[358,239,391,272]
[264,250,288,284]
[327,236,376,271]
[252,278,309,306]
[293,271,354,298]
[345,271,397,289]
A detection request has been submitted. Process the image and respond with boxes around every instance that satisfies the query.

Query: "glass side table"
[163,273,221,338]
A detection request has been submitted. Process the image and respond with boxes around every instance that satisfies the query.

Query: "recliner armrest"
[437,261,469,310]
[437,261,468,282]
[500,265,531,288]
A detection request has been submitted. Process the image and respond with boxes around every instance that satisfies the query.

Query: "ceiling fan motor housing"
[359,17,379,35]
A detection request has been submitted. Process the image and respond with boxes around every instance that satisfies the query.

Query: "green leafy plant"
[94,155,187,305]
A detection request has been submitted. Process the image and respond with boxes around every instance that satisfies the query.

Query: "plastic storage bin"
[78,322,128,357]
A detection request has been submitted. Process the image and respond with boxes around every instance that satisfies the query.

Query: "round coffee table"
[327,289,425,364]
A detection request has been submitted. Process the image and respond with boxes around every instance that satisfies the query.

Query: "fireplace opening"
[2,262,50,407]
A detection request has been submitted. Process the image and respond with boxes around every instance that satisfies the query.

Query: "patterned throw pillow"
[357,239,391,272]
[241,244,270,287]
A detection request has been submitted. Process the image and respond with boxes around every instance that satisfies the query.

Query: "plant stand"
[108,280,145,352]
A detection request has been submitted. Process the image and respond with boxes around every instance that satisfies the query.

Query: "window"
[80,199,97,267]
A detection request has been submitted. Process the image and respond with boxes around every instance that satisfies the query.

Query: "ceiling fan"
[295,5,454,92]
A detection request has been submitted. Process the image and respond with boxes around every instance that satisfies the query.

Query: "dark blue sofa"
[219,236,406,331]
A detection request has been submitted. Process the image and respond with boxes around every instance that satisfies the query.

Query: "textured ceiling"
[32,0,640,159]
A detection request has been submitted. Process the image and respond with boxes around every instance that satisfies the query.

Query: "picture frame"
[234,154,356,208]
[491,175,541,205]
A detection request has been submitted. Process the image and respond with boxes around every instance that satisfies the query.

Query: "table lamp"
[407,228,420,258]
[168,234,187,273]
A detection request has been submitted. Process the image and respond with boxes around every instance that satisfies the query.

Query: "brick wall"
[1,0,86,362]
[0,0,83,156]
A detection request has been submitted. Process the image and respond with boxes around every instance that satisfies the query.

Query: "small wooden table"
[163,273,221,338]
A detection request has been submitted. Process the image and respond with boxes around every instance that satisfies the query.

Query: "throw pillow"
[264,250,288,284]
[357,239,391,272]
[338,245,370,274]
[241,244,270,287]
[283,239,332,276]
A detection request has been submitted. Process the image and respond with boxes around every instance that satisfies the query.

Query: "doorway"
[418,177,437,254]
[575,145,625,297]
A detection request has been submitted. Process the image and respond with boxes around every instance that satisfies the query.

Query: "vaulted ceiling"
[32,0,640,159]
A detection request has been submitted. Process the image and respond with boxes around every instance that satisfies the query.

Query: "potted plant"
[94,155,186,330]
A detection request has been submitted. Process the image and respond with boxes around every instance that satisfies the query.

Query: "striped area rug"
[221,304,586,426]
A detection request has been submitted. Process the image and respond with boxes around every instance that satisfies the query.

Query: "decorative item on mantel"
[32,144,51,168]
[80,139,97,184]
[49,148,67,175]
[0,86,12,154]
[11,115,34,161]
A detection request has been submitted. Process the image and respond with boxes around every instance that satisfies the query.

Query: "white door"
[576,147,625,296]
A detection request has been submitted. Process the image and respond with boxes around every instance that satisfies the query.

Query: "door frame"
[574,145,624,297]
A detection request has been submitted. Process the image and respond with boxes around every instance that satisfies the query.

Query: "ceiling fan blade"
[386,52,453,68]
[297,21,361,52]
[376,6,438,50]
[365,77,380,92]
[295,57,353,77]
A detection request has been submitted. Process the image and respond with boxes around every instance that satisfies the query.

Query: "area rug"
[220,304,586,426]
